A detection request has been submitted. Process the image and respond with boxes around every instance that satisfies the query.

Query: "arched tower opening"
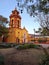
[9,8,21,28]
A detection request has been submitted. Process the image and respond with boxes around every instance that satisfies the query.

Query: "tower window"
[18,20,19,28]
[12,19,13,22]
[11,19,14,27]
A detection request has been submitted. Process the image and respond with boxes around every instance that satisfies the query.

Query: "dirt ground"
[0,48,49,65]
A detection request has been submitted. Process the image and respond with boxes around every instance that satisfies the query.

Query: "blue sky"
[0,0,40,34]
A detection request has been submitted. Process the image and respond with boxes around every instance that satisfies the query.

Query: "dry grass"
[0,48,49,65]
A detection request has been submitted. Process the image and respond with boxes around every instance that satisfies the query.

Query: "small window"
[11,19,13,25]
[18,20,19,28]
[12,19,13,22]
[11,19,14,27]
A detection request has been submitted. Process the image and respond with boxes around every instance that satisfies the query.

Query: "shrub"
[38,38,47,43]
[39,54,49,65]
[0,55,4,65]
[0,44,11,48]
[17,44,27,50]
[17,44,41,50]
[39,48,49,65]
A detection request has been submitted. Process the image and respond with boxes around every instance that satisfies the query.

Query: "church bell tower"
[9,8,21,28]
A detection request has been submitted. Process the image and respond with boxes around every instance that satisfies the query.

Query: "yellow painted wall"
[7,27,29,43]
[7,28,16,43]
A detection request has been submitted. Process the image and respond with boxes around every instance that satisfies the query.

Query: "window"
[18,20,19,28]
[11,19,14,27]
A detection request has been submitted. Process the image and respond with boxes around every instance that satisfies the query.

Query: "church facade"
[7,8,29,43]
[6,8,49,44]
[0,8,49,44]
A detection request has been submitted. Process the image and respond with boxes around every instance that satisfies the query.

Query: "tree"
[37,14,49,36]
[36,27,49,36]
[37,14,49,29]
[0,15,8,27]
[41,27,49,36]
[16,0,49,35]
[16,0,49,15]
[0,15,9,42]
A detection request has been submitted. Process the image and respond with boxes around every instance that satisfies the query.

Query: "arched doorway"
[16,37,20,44]
[2,36,7,42]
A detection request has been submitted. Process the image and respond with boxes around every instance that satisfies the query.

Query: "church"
[0,8,49,44]
[7,8,29,43]
[7,8,49,44]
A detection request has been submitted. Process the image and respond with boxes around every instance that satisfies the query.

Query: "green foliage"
[41,27,49,36]
[17,0,49,35]
[39,48,49,65]
[0,15,8,26]
[38,27,49,36]
[0,26,8,36]
[0,15,9,38]
[16,0,49,15]
[39,54,49,65]
[39,0,49,13]
[0,44,11,48]
[38,38,47,43]
[16,0,49,32]
[17,44,41,50]
[0,55,4,65]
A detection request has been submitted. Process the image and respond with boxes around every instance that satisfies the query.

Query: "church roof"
[12,8,19,14]
[9,8,21,19]
[23,27,28,32]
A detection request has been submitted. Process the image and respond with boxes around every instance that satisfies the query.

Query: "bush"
[39,48,49,65]
[40,40,47,43]
[39,54,49,65]
[0,44,11,48]
[38,38,47,43]
[17,44,41,50]
[0,55,4,65]
[17,44,27,50]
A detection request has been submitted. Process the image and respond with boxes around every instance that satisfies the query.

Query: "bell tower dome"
[9,8,21,28]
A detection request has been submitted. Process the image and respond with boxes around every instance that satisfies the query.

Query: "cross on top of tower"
[15,7,17,10]
[12,7,19,15]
